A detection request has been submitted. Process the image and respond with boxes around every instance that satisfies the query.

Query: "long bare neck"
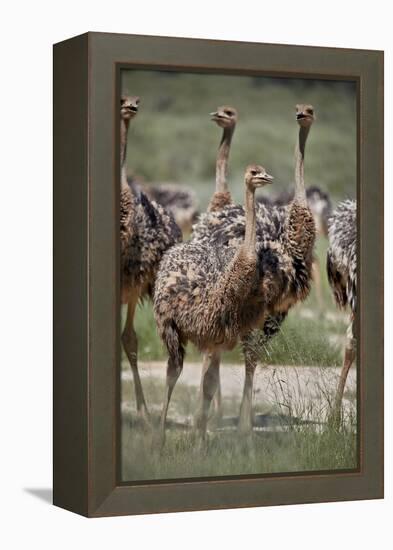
[216,125,235,193]
[294,125,310,205]
[284,124,315,259]
[120,118,130,167]
[215,182,258,313]
[243,186,257,258]
[120,117,135,210]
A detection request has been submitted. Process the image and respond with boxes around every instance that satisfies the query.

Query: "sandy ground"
[122,361,357,426]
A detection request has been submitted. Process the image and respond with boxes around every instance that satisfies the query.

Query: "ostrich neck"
[294,125,310,205]
[216,125,235,193]
[284,124,315,259]
[120,118,130,167]
[243,186,257,258]
[120,117,135,210]
[215,183,257,318]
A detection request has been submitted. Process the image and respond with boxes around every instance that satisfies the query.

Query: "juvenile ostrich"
[200,105,238,416]
[154,164,275,444]
[192,104,316,431]
[326,200,357,424]
[207,106,238,211]
[120,95,182,423]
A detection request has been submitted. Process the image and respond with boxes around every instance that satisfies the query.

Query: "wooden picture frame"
[53,32,384,517]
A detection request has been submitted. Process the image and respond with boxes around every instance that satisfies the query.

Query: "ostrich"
[120,95,182,424]
[326,199,357,424]
[153,164,276,445]
[207,105,238,211]
[191,104,316,432]
[203,104,238,417]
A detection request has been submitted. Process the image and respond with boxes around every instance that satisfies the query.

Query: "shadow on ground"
[24,488,52,504]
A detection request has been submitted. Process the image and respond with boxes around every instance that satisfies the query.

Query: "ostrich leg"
[194,351,221,441]
[122,292,149,424]
[158,349,184,448]
[211,371,223,423]
[330,318,356,427]
[238,335,258,434]
[196,352,223,426]
[312,258,324,312]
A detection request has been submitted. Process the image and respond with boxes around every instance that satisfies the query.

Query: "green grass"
[122,427,357,481]
[121,369,357,482]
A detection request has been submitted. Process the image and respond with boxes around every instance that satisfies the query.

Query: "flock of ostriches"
[120,95,357,447]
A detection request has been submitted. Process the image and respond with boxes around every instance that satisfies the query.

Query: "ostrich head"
[210,105,238,129]
[245,164,274,190]
[296,104,315,128]
[121,95,140,121]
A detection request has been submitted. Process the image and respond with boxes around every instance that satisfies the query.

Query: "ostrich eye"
[251,170,257,176]
[224,110,233,116]
[307,108,314,115]
[120,98,125,105]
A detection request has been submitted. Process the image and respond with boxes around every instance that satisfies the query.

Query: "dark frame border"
[115,64,361,487]
[53,32,383,517]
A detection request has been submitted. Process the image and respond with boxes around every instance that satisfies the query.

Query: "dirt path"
[122,361,357,424]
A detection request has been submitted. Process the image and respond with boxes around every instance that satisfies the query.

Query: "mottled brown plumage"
[258,186,332,238]
[120,95,181,421]
[327,199,357,424]
[191,105,317,431]
[257,185,332,311]
[208,190,233,213]
[141,182,199,235]
[327,200,356,312]
[154,165,277,443]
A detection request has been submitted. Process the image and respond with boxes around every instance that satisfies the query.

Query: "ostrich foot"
[238,404,254,434]
[209,405,223,430]
[237,418,254,435]
[327,406,343,431]
[151,427,166,453]
[134,406,152,431]
[194,432,209,454]
[193,415,209,448]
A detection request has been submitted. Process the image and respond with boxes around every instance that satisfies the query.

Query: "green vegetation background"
[122,70,357,207]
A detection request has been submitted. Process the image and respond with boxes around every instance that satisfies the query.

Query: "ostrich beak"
[262,173,274,184]
[253,172,274,186]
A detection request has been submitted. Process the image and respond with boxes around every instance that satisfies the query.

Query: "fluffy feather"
[121,185,181,300]
[326,199,357,313]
